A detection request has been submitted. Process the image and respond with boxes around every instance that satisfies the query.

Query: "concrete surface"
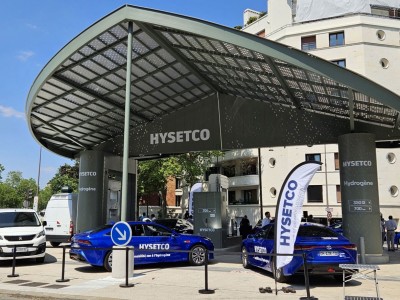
[0,243,399,300]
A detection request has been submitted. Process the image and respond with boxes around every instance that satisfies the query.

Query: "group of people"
[139,212,156,222]
[239,211,271,240]
[381,214,398,251]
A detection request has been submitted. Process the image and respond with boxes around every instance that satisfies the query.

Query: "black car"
[154,218,194,234]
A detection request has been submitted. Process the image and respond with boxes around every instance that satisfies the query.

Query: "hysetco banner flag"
[274,161,322,269]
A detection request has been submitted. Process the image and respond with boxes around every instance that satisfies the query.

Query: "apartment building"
[216,0,400,226]
[142,1,400,228]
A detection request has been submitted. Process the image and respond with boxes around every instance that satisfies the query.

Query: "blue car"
[328,221,343,235]
[70,221,214,271]
[241,223,357,283]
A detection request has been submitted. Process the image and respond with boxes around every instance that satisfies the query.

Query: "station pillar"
[338,133,388,263]
[77,150,104,233]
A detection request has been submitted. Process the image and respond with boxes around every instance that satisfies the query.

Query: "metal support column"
[121,21,133,221]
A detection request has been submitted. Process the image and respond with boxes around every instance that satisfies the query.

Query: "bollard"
[198,249,215,294]
[360,237,366,264]
[56,246,70,282]
[299,252,318,300]
[119,247,134,288]
[7,245,19,278]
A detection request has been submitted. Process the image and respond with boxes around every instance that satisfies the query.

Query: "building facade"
[216,0,400,226]
[139,1,400,228]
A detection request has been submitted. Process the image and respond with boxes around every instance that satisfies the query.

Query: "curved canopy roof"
[26,5,400,159]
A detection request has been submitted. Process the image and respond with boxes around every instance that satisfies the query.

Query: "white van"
[44,192,78,247]
[0,208,46,263]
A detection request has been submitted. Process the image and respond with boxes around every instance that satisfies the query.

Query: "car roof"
[0,208,36,213]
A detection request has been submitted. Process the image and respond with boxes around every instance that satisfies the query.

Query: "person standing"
[239,215,252,240]
[261,211,271,227]
[385,215,397,251]
[381,215,386,247]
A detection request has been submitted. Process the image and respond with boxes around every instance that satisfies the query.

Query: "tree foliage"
[0,161,79,210]
[48,162,79,195]
[0,163,4,181]
[0,170,37,208]
[137,151,221,197]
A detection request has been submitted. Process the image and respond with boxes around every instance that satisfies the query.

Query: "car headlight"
[35,230,45,238]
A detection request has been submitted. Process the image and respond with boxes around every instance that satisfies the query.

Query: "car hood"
[0,226,43,235]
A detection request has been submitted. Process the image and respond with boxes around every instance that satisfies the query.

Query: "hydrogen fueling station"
[26,5,400,267]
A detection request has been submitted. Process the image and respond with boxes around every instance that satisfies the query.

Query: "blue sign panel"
[111,221,132,246]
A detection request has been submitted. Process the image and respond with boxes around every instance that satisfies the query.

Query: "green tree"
[0,171,37,208]
[37,161,79,210]
[39,185,54,211]
[138,151,221,217]
[0,163,4,181]
[48,162,79,194]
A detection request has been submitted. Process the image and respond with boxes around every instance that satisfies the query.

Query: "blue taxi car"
[70,221,214,271]
[241,223,357,282]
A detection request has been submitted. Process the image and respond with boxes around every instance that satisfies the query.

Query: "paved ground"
[0,243,399,300]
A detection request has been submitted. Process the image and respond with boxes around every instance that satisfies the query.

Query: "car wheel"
[242,247,250,269]
[271,258,289,283]
[189,245,206,266]
[36,256,45,263]
[104,251,112,272]
[50,242,61,247]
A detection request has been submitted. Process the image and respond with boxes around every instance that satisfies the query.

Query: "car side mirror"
[42,221,47,226]
[247,234,254,239]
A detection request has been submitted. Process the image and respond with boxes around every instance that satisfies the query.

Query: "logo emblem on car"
[19,237,22,241]
[326,245,332,250]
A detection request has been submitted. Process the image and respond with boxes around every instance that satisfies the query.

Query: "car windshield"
[88,224,113,234]
[260,224,338,239]
[298,225,338,237]
[0,212,41,228]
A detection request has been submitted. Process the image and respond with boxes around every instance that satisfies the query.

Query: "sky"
[0,0,267,188]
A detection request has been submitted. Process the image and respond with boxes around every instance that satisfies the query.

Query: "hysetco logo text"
[150,129,210,145]
[342,160,372,167]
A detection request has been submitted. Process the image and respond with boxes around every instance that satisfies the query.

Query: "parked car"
[154,218,194,234]
[328,221,343,235]
[70,221,214,271]
[0,208,46,263]
[241,222,357,283]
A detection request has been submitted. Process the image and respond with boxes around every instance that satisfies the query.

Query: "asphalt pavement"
[0,243,399,300]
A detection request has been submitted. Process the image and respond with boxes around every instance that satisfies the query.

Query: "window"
[270,187,277,198]
[306,153,321,170]
[175,178,181,189]
[301,35,316,51]
[228,191,236,205]
[269,158,276,167]
[222,165,236,177]
[329,31,345,47]
[390,186,399,197]
[387,152,396,164]
[243,189,258,204]
[307,185,323,203]
[175,195,181,207]
[380,58,389,69]
[334,153,340,170]
[331,59,346,67]
[336,185,341,203]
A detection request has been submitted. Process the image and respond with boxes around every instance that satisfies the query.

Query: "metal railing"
[0,244,324,299]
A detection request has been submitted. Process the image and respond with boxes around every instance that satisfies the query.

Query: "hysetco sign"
[150,129,210,145]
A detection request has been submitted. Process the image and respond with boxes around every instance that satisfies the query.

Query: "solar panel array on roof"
[27,5,400,158]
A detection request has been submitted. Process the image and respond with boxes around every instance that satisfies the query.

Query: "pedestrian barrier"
[2,244,327,299]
